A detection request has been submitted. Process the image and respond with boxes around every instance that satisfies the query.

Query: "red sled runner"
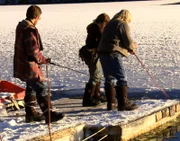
[0,80,25,111]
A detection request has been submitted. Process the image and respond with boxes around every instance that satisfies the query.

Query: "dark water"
[127,89,180,141]
[131,117,180,141]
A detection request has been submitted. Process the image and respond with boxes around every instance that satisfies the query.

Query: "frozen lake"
[1,1,180,96]
[1,0,180,140]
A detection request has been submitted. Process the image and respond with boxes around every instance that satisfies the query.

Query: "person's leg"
[82,57,101,106]
[24,82,44,122]
[91,58,106,102]
[113,54,138,111]
[28,81,64,123]
[115,85,138,110]
[82,83,101,106]
[99,54,118,110]
[104,82,117,110]
[91,58,102,84]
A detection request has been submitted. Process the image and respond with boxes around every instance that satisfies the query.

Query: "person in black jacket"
[81,13,110,106]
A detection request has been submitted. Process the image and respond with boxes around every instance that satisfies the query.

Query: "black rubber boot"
[115,85,138,111]
[24,95,44,123]
[37,96,65,124]
[82,83,101,107]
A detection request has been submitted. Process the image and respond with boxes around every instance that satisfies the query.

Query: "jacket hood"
[87,22,96,29]
[17,19,35,32]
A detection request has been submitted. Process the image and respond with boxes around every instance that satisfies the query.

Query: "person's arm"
[120,22,138,54]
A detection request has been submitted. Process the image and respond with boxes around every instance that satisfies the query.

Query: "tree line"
[0,0,143,5]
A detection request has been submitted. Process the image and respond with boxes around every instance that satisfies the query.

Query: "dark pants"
[26,81,47,99]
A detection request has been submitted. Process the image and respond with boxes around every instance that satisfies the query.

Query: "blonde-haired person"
[80,13,110,107]
[98,9,138,111]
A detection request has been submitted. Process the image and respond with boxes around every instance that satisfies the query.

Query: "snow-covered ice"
[1,0,180,140]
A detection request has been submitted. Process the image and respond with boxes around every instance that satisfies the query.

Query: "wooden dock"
[27,96,180,141]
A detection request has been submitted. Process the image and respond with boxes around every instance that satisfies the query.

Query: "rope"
[134,54,170,99]
[82,127,106,141]
[98,135,108,141]
[46,64,52,141]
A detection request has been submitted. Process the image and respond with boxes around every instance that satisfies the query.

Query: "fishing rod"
[134,54,170,99]
[49,62,89,76]
[44,47,92,77]
[45,64,52,141]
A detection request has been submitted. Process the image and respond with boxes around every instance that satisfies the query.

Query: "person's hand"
[129,49,136,55]
[46,58,51,64]
[129,42,138,55]
[132,42,138,48]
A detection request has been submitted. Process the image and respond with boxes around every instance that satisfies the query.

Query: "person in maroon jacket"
[81,13,110,107]
[13,5,64,123]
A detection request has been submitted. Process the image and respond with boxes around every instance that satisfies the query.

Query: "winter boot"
[94,82,107,103]
[24,95,44,123]
[115,85,138,111]
[105,83,117,110]
[82,83,101,107]
[37,96,65,124]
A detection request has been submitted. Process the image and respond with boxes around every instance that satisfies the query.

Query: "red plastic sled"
[0,80,25,108]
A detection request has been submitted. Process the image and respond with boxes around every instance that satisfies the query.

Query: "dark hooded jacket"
[85,22,103,49]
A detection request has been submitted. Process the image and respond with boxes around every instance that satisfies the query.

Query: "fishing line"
[134,54,170,99]
[50,62,89,76]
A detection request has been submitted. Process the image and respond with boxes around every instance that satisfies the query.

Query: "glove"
[46,58,51,64]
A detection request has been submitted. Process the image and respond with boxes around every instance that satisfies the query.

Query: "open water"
[131,117,180,141]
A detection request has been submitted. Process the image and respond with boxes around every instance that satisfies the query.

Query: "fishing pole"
[44,47,90,76]
[134,54,170,99]
[45,64,52,141]
[49,62,89,76]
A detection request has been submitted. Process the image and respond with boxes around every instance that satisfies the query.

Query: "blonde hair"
[112,9,132,23]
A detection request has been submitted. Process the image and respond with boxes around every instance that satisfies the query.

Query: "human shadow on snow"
[50,88,180,101]
[128,88,180,100]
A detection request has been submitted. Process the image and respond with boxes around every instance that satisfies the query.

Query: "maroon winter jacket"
[13,19,47,82]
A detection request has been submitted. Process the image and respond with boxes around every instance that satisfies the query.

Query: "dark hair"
[26,5,42,19]
[94,13,110,24]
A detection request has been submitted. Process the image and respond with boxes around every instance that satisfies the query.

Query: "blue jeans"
[99,53,127,86]
[26,81,47,99]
